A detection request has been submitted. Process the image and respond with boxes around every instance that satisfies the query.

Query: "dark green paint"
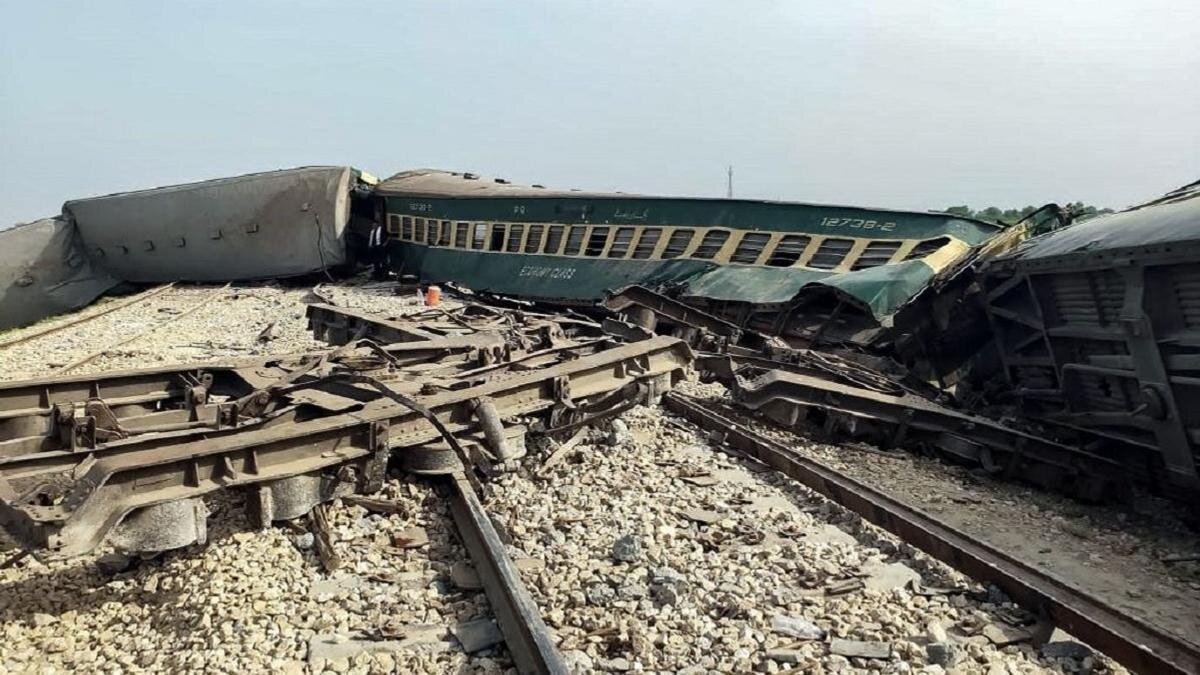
[383,194,1000,244]
[677,259,933,318]
[390,241,934,321]
[391,242,713,302]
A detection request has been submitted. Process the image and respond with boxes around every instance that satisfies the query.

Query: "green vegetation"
[944,202,1113,225]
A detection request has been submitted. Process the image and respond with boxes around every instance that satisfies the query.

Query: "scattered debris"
[824,579,864,596]
[342,495,408,517]
[765,648,805,664]
[0,271,1192,675]
[391,527,430,550]
[679,508,722,525]
[829,638,891,659]
[451,618,504,652]
[537,428,588,477]
[926,641,960,666]
[860,560,921,592]
[983,622,1032,647]
[606,419,631,446]
[310,504,342,573]
[0,550,29,569]
[256,321,278,343]
[679,474,721,487]
[771,615,825,640]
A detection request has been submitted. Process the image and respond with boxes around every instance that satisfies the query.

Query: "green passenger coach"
[374,169,1010,347]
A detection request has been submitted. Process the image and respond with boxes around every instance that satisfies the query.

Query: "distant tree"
[1070,202,1115,222]
[943,202,1111,226]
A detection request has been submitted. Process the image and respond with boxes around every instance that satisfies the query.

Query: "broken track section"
[0,302,691,673]
[0,304,688,560]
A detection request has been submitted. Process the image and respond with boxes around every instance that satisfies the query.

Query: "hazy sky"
[2,1,1197,225]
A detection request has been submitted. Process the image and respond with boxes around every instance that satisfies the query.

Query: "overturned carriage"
[979,181,1200,500]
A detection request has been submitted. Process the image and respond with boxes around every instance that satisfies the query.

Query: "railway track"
[0,283,176,351]
[56,283,232,374]
[1,289,1195,673]
[442,474,566,673]
[0,284,240,381]
[663,391,1200,675]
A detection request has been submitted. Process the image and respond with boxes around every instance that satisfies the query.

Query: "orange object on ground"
[425,285,441,307]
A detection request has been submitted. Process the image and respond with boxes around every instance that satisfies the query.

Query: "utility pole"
[726,165,733,199]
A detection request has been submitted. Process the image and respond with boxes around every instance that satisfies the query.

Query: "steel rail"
[662,391,1200,675]
[0,283,176,350]
[57,283,232,374]
[444,475,566,674]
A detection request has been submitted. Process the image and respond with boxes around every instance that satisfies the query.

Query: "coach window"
[401,216,413,240]
[426,221,440,245]
[524,224,544,253]
[904,236,950,260]
[439,220,453,246]
[692,230,729,259]
[413,218,426,243]
[661,229,694,259]
[507,224,525,252]
[544,225,565,254]
[585,227,610,256]
[609,227,635,258]
[489,224,507,251]
[631,228,662,259]
[766,235,810,267]
[730,232,770,264]
[455,222,470,248]
[809,238,854,269]
[564,226,586,256]
[851,241,902,270]
[472,223,488,249]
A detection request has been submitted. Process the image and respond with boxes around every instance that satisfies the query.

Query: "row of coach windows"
[386,215,949,269]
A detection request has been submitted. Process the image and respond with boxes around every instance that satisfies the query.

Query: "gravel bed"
[674,379,1200,658]
[489,401,1123,673]
[0,279,457,382]
[0,478,511,674]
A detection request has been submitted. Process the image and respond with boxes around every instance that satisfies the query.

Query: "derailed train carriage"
[375,169,1022,379]
[376,170,1200,504]
[1,166,379,330]
[975,180,1200,500]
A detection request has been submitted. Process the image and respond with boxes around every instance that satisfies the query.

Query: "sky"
[1,1,1197,226]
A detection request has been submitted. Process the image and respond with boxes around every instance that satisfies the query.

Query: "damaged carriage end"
[0,307,692,561]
